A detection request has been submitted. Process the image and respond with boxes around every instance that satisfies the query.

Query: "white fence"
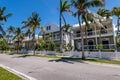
[0,50,120,60]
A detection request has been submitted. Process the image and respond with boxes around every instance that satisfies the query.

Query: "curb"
[0,64,37,80]
[85,61,120,68]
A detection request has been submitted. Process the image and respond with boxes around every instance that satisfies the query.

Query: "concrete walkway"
[0,54,120,80]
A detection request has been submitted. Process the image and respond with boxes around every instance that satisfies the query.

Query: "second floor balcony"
[74,28,113,39]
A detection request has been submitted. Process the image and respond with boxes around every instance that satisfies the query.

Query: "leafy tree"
[0,38,10,50]
[36,38,46,51]
[48,40,56,51]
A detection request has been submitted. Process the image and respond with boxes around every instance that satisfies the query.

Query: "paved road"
[0,54,120,80]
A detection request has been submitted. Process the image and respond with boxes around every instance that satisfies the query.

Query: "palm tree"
[71,0,105,60]
[0,7,12,36]
[13,27,24,54]
[22,12,41,55]
[97,8,112,18]
[61,0,71,25]
[60,0,71,52]
[112,7,120,49]
[7,26,15,41]
[97,8,112,51]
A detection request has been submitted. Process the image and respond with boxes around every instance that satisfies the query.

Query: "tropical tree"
[22,12,41,55]
[0,37,10,50]
[40,27,46,41]
[13,27,24,54]
[61,0,71,25]
[97,8,112,18]
[60,0,71,52]
[0,7,12,36]
[97,8,112,51]
[7,26,15,41]
[36,38,46,51]
[112,7,120,49]
[71,0,105,60]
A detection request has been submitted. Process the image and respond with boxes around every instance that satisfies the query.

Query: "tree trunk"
[61,13,67,26]
[78,15,85,60]
[17,40,19,54]
[59,0,62,52]
[116,18,120,50]
[33,33,35,55]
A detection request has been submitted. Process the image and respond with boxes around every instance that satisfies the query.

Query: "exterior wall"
[72,17,116,51]
[40,22,74,50]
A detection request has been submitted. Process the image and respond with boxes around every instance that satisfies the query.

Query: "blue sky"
[0,0,120,34]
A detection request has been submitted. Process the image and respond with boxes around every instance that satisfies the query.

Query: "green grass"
[8,53,120,65]
[85,59,120,65]
[0,67,23,80]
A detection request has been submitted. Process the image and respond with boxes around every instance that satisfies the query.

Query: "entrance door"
[102,40,109,49]
[88,40,94,51]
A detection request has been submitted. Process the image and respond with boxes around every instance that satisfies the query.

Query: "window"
[101,26,107,34]
[76,31,81,37]
[46,26,48,31]
[46,25,51,31]
[102,40,109,49]
[49,26,51,30]
[87,29,93,36]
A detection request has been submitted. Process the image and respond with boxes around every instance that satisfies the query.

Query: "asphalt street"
[0,54,120,80]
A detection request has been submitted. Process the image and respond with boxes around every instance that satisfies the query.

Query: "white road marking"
[0,64,37,80]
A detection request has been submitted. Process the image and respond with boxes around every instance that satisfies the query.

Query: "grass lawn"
[18,54,120,65]
[85,59,120,65]
[0,67,23,80]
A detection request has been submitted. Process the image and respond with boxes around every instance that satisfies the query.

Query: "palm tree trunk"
[33,33,35,55]
[59,0,62,52]
[78,15,85,60]
[61,13,66,26]
[17,40,19,54]
[116,18,120,50]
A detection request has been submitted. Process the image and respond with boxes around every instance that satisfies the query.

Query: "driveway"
[0,54,120,80]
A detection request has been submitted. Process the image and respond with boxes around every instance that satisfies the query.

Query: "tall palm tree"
[0,7,12,35]
[97,8,112,50]
[13,27,24,54]
[112,7,120,50]
[71,0,105,60]
[7,26,15,41]
[60,0,71,52]
[61,0,71,25]
[22,12,41,55]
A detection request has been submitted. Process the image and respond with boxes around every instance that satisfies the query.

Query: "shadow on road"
[11,54,31,58]
[48,58,85,64]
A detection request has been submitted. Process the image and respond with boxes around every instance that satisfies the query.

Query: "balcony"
[74,28,113,39]
[45,36,60,41]
[75,44,116,51]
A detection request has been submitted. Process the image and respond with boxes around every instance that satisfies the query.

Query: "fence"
[0,50,120,60]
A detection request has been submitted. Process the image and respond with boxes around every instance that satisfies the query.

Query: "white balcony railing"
[75,44,116,51]
[74,28,113,38]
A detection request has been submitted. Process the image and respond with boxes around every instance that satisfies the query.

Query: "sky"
[0,0,120,34]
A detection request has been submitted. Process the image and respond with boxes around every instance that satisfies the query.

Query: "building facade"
[39,22,74,51]
[72,17,116,51]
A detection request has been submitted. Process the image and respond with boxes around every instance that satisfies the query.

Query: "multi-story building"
[22,35,41,50]
[72,17,116,51]
[39,22,73,50]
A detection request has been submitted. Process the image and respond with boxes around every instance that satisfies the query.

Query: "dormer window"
[46,25,51,31]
